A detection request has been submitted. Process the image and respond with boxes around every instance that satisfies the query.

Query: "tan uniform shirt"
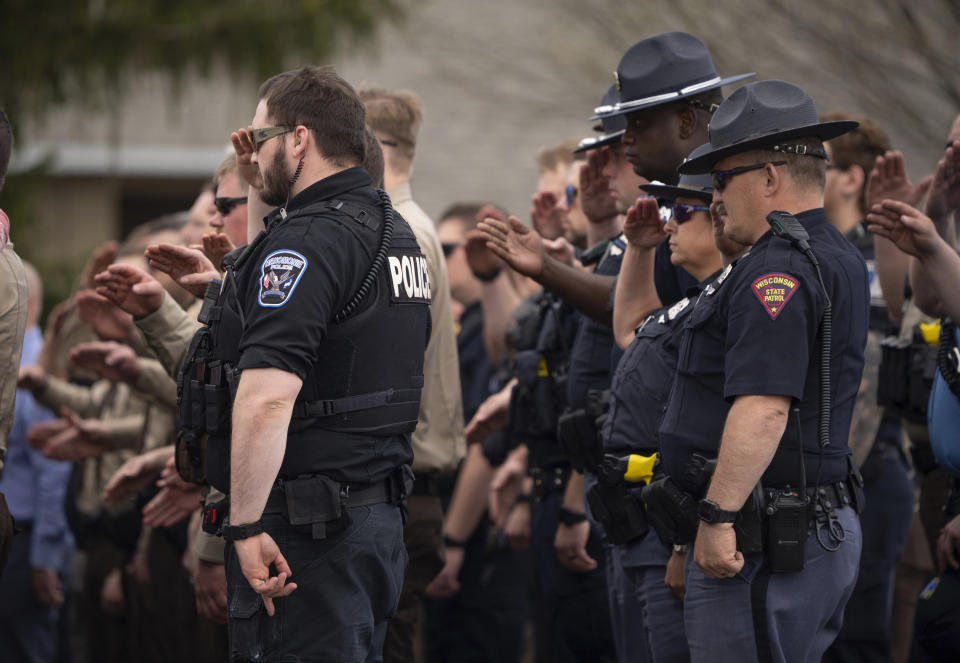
[389,183,466,476]
[0,243,28,472]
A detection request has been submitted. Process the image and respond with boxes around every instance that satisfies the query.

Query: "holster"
[511,350,561,437]
[278,474,352,540]
[557,408,603,472]
[586,482,648,544]
[641,476,700,545]
[734,484,765,554]
[174,429,207,485]
[878,332,939,423]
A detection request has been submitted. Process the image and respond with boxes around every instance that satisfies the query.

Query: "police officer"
[184,66,428,662]
[656,80,868,662]
[598,143,748,663]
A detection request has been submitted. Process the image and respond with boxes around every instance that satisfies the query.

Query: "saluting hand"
[479,215,547,278]
[94,264,165,318]
[230,126,264,191]
[579,147,620,224]
[75,290,139,344]
[864,150,932,212]
[530,190,567,240]
[693,521,743,579]
[623,196,666,250]
[925,140,960,222]
[233,532,297,616]
[867,199,948,259]
[145,242,219,297]
[70,341,141,384]
[201,233,236,270]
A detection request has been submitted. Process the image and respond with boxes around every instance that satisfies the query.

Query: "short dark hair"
[258,66,367,168]
[821,112,890,213]
[0,108,13,192]
[362,126,385,188]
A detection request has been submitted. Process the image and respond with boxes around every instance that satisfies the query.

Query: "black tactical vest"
[179,192,430,492]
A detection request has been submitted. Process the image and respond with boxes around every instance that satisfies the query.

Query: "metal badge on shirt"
[751,272,800,319]
[258,249,308,307]
[387,252,431,304]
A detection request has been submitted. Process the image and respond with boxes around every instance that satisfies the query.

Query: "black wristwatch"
[557,506,588,526]
[223,519,265,542]
[697,499,739,524]
[443,533,468,549]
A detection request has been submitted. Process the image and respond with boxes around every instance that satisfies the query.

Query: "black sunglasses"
[711,161,787,192]
[661,202,710,223]
[441,242,461,257]
[214,196,248,215]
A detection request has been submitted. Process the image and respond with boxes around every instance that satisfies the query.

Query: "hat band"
[594,76,722,116]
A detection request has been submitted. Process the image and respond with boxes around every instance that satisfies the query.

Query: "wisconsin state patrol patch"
[751,272,800,320]
[258,249,308,307]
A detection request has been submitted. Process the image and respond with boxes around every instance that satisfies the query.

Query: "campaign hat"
[639,143,715,202]
[679,80,859,174]
[575,85,626,154]
[590,31,753,121]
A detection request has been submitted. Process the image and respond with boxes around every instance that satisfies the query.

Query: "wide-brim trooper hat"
[639,143,715,202]
[679,80,859,174]
[590,31,754,121]
[574,85,626,155]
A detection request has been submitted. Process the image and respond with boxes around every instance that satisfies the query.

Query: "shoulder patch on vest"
[751,272,799,320]
[387,251,431,304]
[258,249,308,307]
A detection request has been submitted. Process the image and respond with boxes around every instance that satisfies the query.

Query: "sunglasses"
[251,126,293,152]
[441,242,461,257]
[565,184,578,206]
[659,202,710,224]
[711,161,786,192]
[214,196,248,215]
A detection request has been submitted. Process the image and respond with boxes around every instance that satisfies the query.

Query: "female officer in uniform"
[602,143,749,663]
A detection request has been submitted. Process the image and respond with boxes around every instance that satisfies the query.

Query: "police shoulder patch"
[751,272,800,320]
[258,249,308,307]
[387,251,431,304]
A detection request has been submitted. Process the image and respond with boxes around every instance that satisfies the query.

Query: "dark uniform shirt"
[567,237,625,409]
[603,284,703,458]
[219,166,419,486]
[658,208,869,495]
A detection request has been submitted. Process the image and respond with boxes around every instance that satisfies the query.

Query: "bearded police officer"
[654,81,868,662]
[192,67,428,662]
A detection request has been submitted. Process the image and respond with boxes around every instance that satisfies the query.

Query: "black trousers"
[225,503,406,663]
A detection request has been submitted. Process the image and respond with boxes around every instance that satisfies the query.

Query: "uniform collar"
[264,166,372,227]
[752,207,828,248]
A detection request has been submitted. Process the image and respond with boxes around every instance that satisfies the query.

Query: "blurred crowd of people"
[2,28,960,663]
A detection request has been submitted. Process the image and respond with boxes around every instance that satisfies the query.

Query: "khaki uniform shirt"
[389,183,466,475]
[0,243,28,472]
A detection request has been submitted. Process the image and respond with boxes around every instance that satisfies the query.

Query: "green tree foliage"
[0,0,408,126]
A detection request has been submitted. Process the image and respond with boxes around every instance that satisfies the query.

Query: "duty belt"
[530,466,570,503]
[264,476,397,515]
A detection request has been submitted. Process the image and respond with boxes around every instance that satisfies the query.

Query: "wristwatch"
[697,499,739,524]
[442,533,468,549]
[557,506,588,526]
[223,519,265,542]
